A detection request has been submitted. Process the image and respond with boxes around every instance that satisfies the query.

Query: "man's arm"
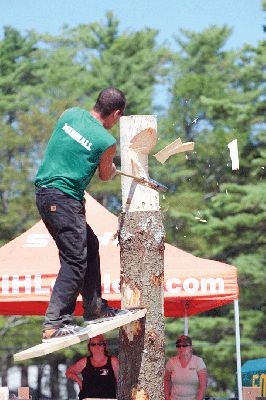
[98,144,117,181]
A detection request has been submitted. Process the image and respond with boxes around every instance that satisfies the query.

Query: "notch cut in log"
[120,115,159,212]
[129,127,157,154]
[154,138,194,164]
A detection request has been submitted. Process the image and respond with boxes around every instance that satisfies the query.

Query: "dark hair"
[93,87,126,118]
[175,335,192,346]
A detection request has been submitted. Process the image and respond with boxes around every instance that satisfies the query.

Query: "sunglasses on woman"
[176,344,191,348]
[90,342,105,347]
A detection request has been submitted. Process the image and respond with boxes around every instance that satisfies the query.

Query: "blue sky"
[1,0,265,50]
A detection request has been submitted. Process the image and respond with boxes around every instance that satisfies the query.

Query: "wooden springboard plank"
[14,308,146,362]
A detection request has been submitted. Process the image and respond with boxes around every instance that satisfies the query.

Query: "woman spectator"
[164,335,208,400]
[66,334,118,399]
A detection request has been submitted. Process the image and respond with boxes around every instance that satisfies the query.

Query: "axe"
[116,170,168,193]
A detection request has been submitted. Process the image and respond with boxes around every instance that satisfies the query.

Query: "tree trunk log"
[118,115,165,400]
[117,211,165,400]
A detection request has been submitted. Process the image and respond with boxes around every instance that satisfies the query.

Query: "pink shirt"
[165,355,206,400]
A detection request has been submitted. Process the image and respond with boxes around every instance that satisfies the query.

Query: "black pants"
[35,187,101,329]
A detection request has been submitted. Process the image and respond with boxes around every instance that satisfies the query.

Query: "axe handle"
[116,170,168,193]
[116,170,144,182]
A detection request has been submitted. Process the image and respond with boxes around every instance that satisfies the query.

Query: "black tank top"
[79,356,117,399]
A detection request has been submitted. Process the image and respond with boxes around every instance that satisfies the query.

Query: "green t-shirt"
[35,107,116,200]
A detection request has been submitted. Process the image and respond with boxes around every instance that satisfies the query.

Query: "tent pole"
[183,301,189,335]
[184,316,188,335]
[234,299,242,400]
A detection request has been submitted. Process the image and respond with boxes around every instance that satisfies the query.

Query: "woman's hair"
[175,335,192,346]
[88,334,109,357]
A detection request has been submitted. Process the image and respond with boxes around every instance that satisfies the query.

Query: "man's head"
[93,87,126,129]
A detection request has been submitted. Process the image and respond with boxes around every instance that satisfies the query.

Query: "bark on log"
[118,212,165,400]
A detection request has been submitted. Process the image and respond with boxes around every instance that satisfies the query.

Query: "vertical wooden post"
[18,387,30,399]
[117,115,165,400]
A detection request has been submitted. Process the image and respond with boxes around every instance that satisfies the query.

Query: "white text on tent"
[0,274,225,295]
[165,277,225,294]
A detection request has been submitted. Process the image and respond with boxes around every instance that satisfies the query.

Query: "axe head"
[143,177,168,193]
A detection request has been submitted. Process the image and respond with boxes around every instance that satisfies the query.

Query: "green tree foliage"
[66,12,168,115]
[162,24,265,397]
[0,27,46,245]
[155,26,237,252]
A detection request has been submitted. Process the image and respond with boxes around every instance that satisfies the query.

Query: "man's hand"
[110,163,117,179]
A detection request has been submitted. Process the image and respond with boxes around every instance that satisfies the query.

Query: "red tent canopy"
[0,194,238,317]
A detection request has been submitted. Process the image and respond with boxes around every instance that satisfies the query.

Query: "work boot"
[42,324,84,343]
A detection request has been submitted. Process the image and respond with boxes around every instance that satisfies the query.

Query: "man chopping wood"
[35,87,128,342]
